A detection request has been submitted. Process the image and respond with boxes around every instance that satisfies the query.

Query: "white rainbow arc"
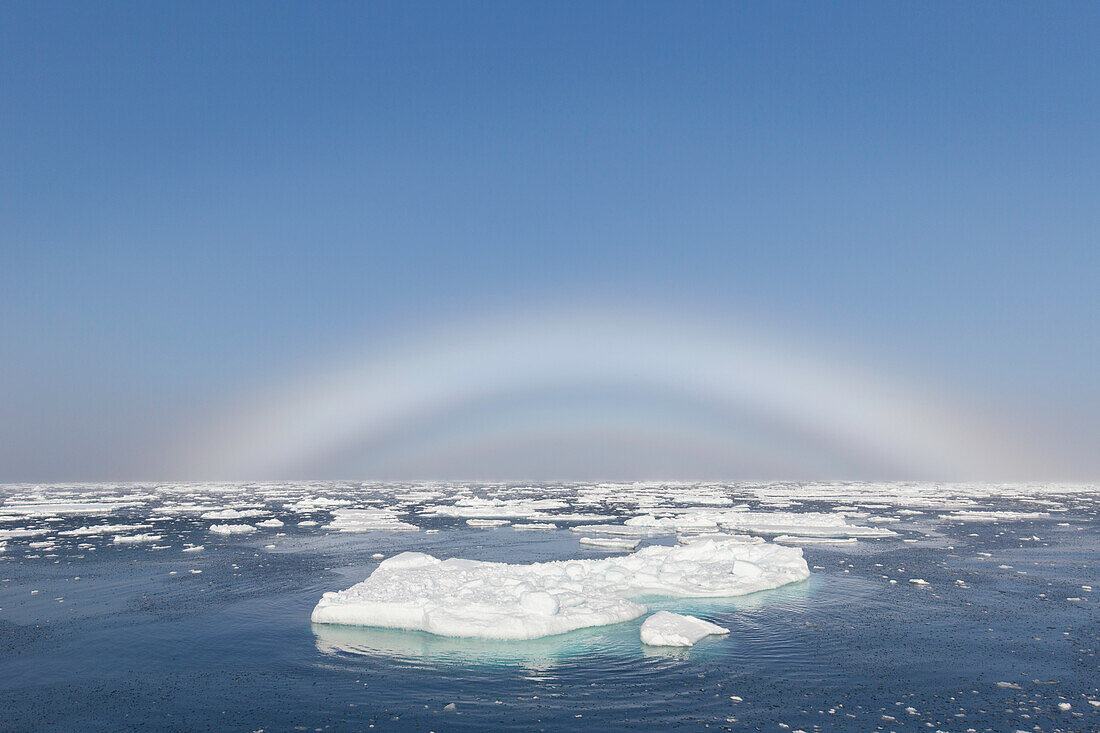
[183,309,1018,479]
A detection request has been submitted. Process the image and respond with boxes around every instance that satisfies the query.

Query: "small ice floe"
[200,508,266,520]
[312,537,808,639]
[112,533,162,544]
[371,553,385,559]
[513,522,557,531]
[569,524,666,537]
[578,536,640,551]
[1057,702,1071,711]
[322,509,418,532]
[908,578,929,585]
[996,681,1023,689]
[421,497,568,520]
[466,519,510,528]
[640,611,729,647]
[182,545,204,553]
[256,518,284,528]
[298,520,318,526]
[625,510,897,538]
[60,524,152,537]
[209,524,257,535]
[943,510,1050,522]
[773,535,857,545]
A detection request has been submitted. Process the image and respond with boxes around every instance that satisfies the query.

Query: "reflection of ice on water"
[312,621,627,670]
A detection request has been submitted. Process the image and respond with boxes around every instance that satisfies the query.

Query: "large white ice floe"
[311,537,809,639]
[640,611,730,647]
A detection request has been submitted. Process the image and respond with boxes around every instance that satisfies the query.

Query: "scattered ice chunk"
[60,524,152,537]
[773,535,857,545]
[466,519,510,527]
[200,508,266,520]
[322,509,418,533]
[112,533,162,544]
[513,522,557,531]
[256,518,285,528]
[640,611,729,647]
[312,537,809,639]
[209,524,257,535]
[182,545,204,553]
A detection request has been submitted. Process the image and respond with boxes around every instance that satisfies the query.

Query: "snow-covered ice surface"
[640,610,730,647]
[311,537,808,639]
[0,480,1097,731]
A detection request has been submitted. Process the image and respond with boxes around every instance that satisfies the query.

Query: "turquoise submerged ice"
[311,537,809,639]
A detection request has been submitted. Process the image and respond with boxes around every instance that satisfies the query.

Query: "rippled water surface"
[0,482,1097,731]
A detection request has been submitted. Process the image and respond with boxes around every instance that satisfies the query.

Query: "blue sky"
[2,2,1098,480]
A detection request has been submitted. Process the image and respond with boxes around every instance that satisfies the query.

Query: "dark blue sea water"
[0,483,1096,731]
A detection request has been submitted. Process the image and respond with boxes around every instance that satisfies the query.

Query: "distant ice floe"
[322,509,418,532]
[773,535,858,545]
[256,518,285,528]
[200,508,266,520]
[940,510,1051,522]
[466,518,510,527]
[209,524,257,535]
[422,497,568,519]
[513,522,557,531]
[311,537,809,640]
[113,533,162,544]
[624,510,896,538]
[640,611,729,647]
[60,524,153,536]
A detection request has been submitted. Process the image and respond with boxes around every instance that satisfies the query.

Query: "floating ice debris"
[113,533,162,544]
[466,518,510,527]
[298,520,318,526]
[322,509,418,532]
[256,518,285,528]
[1057,702,1071,711]
[371,553,385,559]
[578,536,640,551]
[422,497,569,519]
[286,497,352,512]
[569,524,667,537]
[640,611,729,647]
[513,522,557,531]
[0,528,50,540]
[773,535,858,545]
[209,524,257,535]
[996,681,1023,689]
[60,524,152,537]
[625,510,896,538]
[312,537,809,639]
[200,508,266,520]
[182,545,204,552]
[909,578,929,585]
[0,500,140,517]
[943,510,1051,522]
